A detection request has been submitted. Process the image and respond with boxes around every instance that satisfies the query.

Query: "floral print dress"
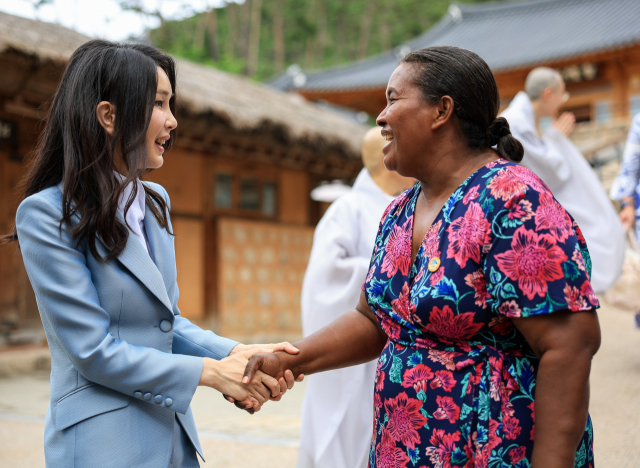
[364,159,597,468]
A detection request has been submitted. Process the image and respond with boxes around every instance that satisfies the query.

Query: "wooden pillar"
[0,151,38,328]
[278,169,310,225]
[611,59,630,119]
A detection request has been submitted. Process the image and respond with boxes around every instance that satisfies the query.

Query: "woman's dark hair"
[401,46,524,162]
[3,39,176,260]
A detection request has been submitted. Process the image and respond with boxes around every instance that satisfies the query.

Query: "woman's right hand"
[199,351,281,410]
[242,351,290,384]
[620,204,635,230]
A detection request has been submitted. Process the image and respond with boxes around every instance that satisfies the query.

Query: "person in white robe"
[500,67,624,293]
[297,128,415,468]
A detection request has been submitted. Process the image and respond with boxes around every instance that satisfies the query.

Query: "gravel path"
[0,299,638,467]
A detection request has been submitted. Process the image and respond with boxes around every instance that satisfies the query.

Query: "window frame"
[212,170,278,220]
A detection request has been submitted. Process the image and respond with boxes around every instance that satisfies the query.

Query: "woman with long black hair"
[3,40,299,467]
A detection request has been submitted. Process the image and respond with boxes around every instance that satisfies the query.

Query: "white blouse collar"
[115,172,148,253]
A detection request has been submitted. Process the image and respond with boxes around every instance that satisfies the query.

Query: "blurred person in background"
[610,112,640,326]
[610,112,640,240]
[501,67,624,293]
[297,127,414,468]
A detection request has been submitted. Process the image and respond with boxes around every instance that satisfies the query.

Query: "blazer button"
[143,393,152,401]
[159,320,172,332]
[134,391,142,399]
[165,398,173,407]
[154,395,163,404]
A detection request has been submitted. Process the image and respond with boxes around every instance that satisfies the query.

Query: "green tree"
[147,0,500,80]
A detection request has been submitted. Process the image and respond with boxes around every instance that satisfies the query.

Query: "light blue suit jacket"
[16,182,238,467]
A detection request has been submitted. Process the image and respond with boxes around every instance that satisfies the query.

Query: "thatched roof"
[0,11,367,158]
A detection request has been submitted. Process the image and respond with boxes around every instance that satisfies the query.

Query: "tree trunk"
[246,0,263,75]
[380,19,390,52]
[272,0,285,72]
[334,15,346,65]
[303,0,317,68]
[357,1,376,59]
[194,12,206,50]
[206,8,220,61]
[239,0,252,68]
[225,2,237,60]
[315,0,327,67]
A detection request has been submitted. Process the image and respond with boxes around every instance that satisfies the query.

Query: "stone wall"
[216,218,313,343]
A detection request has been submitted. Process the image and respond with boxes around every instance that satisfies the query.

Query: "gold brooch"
[428,257,441,272]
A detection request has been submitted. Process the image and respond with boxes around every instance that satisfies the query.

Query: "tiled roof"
[269,0,640,93]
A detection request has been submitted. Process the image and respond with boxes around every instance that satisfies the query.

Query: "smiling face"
[376,63,437,177]
[146,67,178,169]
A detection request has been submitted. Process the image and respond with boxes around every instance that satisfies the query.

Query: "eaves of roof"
[0,10,368,158]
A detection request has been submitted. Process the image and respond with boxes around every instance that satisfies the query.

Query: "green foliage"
[148,0,501,80]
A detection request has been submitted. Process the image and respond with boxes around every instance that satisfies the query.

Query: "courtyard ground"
[0,299,638,467]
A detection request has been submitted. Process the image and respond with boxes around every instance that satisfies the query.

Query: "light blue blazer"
[16,182,238,467]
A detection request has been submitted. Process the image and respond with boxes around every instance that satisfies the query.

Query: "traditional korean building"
[0,12,366,342]
[270,0,640,124]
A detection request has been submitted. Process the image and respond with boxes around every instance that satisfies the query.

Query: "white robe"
[297,169,394,468]
[501,92,624,293]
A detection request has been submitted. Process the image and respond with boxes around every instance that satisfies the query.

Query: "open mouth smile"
[154,136,169,154]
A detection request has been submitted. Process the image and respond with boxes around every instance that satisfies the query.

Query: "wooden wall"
[145,144,314,336]
[0,111,39,329]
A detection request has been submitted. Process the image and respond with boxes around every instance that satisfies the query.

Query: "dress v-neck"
[407,161,496,277]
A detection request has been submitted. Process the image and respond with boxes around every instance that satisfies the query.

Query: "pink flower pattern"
[384,392,428,450]
[446,202,491,268]
[464,270,491,308]
[364,161,595,468]
[495,226,568,300]
[391,282,415,322]
[401,364,434,394]
[463,185,479,204]
[504,192,534,222]
[422,220,442,259]
[430,264,445,286]
[381,217,412,278]
[535,192,573,242]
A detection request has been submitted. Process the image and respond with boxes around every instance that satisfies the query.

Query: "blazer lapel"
[111,211,174,313]
[142,204,174,300]
[56,182,174,313]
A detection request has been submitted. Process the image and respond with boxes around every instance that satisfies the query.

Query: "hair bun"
[497,125,511,138]
[487,117,524,162]
[487,117,511,146]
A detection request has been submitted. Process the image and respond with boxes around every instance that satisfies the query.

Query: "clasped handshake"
[198,342,303,414]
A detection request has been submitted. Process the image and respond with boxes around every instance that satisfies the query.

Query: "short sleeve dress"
[363,159,598,468]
